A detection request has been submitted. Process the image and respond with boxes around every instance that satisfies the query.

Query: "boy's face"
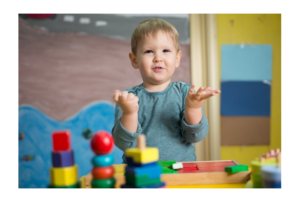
[129,30,182,87]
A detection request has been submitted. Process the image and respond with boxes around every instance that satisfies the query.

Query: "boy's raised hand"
[113,90,139,114]
[185,85,221,109]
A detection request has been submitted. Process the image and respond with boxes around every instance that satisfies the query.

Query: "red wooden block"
[183,167,198,171]
[92,166,114,179]
[178,170,203,173]
[197,166,228,172]
[195,161,236,168]
[52,130,71,152]
[182,163,197,168]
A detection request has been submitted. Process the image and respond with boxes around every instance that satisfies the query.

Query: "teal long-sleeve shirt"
[112,81,209,163]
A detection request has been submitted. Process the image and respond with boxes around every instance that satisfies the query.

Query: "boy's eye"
[144,50,153,53]
[163,49,170,52]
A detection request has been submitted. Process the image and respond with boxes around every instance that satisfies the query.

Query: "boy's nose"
[153,55,163,63]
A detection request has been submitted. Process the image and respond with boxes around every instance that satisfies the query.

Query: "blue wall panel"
[221,44,272,81]
[221,81,271,116]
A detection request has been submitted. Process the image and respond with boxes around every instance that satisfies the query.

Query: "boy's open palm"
[113,90,139,114]
[185,85,221,109]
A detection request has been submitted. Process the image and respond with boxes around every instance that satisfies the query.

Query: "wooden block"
[162,167,178,174]
[50,165,78,186]
[125,165,162,179]
[125,173,161,187]
[251,158,277,173]
[92,166,115,179]
[121,182,166,188]
[251,172,262,182]
[182,167,198,171]
[157,161,176,168]
[52,130,71,152]
[52,150,74,167]
[253,180,263,188]
[92,154,114,167]
[91,178,116,188]
[49,182,80,188]
[112,164,126,173]
[198,166,229,172]
[172,163,183,170]
[126,157,158,167]
[182,163,197,168]
[125,147,159,164]
[225,165,249,173]
[177,170,203,173]
[82,173,92,188]
[195,161,236,168]
[262,180,281,188]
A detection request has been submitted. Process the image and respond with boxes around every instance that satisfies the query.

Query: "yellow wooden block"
[112,164,126,172]
[251,158,277,173]
[50,165,78,186]
[125,147,158,164]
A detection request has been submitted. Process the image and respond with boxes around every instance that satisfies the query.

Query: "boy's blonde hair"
[131,19,181,55]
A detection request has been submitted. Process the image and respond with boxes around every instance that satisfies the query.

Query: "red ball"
[90,131,114,155]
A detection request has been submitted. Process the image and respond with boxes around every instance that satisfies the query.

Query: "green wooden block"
[48,182,80,188]
[162,167,178,174]
[125,173,161,187]
[252,172,262,181]
[157,161,176,168]
[225,165,248,173]
[91,178,116,188]
[253,180,263,188]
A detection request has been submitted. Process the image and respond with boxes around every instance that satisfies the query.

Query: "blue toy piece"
[125,165,162,178]
[92,154,114,167]
[125,165,162,179]
[261,165,281,188]
[121,182,166,188]
[125,157,157,167]
[52,150,74,167]
[262,180,281,188]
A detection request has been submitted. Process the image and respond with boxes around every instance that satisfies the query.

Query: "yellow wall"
[216,14,281,165]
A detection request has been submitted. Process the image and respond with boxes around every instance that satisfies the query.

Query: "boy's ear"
[175,51,182,68]
[129,52,139,69]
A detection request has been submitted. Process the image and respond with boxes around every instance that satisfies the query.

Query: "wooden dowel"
[137,134,146,151]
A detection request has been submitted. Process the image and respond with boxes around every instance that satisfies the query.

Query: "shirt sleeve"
[111,102,143,151]
[180,84,209,143]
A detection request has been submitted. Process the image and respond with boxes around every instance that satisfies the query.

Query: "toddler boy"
[112,19,220,163]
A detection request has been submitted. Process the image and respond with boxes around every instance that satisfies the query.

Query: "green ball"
[91,178,116,188]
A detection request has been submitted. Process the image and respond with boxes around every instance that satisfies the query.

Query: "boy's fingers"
[127,93,135,100]
[120,91,128,102]
[133,96,139,103]
[195,87,205,97]
[203,87,211,92]
[189,84,196,94]
[113,90,121,102]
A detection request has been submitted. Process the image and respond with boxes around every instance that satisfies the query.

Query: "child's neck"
[142,81,171,92]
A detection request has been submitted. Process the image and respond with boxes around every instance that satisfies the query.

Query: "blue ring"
[92,154,114,167]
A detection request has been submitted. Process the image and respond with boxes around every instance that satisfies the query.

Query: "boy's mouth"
[153,66,164,70]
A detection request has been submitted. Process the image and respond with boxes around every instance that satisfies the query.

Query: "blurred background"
[18,14,281,188]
